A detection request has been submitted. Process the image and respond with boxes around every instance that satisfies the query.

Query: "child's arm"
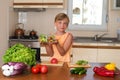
[45,43,54,56]
[56,33,73,56]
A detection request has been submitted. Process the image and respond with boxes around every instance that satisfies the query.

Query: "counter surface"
[72,37,120,49]
[0,63,120,80]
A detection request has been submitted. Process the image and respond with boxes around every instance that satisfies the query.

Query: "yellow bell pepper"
[105,63,116,70]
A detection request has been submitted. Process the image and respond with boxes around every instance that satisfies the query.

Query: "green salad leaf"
[39,34,47,43]
[76,60,88,65]
[2,43,36,66]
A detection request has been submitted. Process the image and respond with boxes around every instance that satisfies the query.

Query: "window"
[113,0,120,9]
[68,0,108,31]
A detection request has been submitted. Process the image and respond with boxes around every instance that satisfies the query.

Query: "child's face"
[55,18,68,32]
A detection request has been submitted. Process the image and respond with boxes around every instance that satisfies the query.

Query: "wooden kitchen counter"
[0,63,120,80]
[72,42,120,49]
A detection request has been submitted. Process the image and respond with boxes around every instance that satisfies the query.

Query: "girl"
[45,13,73,62]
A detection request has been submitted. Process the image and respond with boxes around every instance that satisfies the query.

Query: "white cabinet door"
[98,49,120,69]
[40,47,50,61]
[72,48,97,63]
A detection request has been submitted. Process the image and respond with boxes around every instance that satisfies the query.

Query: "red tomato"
[50,58,58,64]
[31,66,40,74]
[40,65,48,74]
[36,64,42,71]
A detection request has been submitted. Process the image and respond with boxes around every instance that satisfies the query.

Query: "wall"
[23,9,66,35]
[0,0,9,66]
[0,0,16,66]
[9,1,18,36]
[12,0,120,38]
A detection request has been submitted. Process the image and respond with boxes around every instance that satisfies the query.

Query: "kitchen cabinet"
[72,42,98,63]
[97,49,120,69]
[72,42,120,69]
[43,0,64,8]
[13,0,64,8]
[14,0,43,3]
[72,48,97,63]
[40,47,50,61]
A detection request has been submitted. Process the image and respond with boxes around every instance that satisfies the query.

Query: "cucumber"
[70,67,87,75]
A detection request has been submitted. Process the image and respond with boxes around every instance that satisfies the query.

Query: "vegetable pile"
[47,34,56,43]
[70,60,88,75]
[93,63,117,77]
[1,62,27,76]
[2,43,36,66]
[93,66,115,77]
[31,64,48,74]
[39,34,56,44]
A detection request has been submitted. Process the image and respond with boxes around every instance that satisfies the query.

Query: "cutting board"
[67,63,91,68]
[40,61,64,66]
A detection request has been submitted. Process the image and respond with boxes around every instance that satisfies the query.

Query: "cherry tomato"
[40,65,48,74]
[50,58,58,64]
[31,66,40,74]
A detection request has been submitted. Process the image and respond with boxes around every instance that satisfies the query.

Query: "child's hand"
[40,42,48,46]
[39,34,58,46]
[48,39,58,44]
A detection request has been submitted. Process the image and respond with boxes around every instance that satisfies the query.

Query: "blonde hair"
[54,13,69,24]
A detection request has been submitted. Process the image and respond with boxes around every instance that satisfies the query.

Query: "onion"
[10,69,23,76]
[3,70,11,76]
[1,64,10,71]
[2,62,28,76]
[8,62,17,66]
[13,62,27,70]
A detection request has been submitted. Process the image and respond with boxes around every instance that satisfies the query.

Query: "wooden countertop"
[72,37,120,49]
[73,42,120,49]
[0,63,120,80]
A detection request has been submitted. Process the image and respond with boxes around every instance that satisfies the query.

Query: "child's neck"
[55,31,66,35]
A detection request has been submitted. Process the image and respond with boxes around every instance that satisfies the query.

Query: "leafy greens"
[2,43,36,66]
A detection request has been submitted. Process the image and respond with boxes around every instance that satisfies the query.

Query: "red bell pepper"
[93,66,115,77]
